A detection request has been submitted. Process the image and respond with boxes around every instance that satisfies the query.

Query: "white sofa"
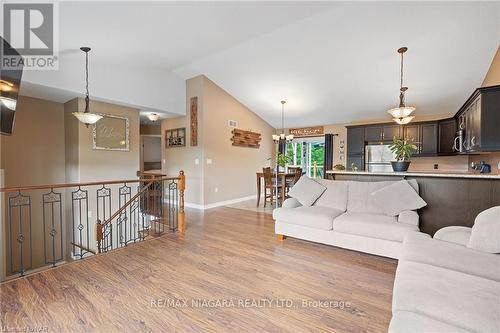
[390,231,500,333]
[273,179,423,259]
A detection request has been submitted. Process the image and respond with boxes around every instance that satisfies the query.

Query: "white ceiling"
[17,1,500,127]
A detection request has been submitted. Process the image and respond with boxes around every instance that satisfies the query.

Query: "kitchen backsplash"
[408,156,470,172]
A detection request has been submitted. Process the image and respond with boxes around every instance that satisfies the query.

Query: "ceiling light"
[148,113,160,122]
[387,47,416,125]
[73,47,103,126]
[272,100,293,143]
[0,96,16,110]
[0,80,14,92]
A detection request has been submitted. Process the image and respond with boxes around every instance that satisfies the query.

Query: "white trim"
[176,195,257,210]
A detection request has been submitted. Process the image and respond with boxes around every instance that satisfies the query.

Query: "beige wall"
[162,76,205,205]
[202,76,274,205]
[64,98,140,182]
[482,46,500,87]
[1,96,66,187]
[162,75,274,206]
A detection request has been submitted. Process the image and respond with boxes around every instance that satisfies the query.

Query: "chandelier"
[387,47,416,125]
[72,47,103,126]
[272,100,294,143]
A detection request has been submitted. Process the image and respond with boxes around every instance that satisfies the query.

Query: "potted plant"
[388,138,418,172]
[276,152,293,172]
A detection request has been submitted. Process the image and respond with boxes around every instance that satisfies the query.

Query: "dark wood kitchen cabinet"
[420,123,438,155]
[402,122,438,156]
[438,118,457,154]
[364,125,401,142]
[456,85,500,152]
[346,127,365,170]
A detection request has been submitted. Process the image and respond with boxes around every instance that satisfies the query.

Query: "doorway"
[141,136,162,172]
[286,137,326,178]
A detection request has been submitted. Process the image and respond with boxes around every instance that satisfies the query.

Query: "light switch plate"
[195,159,199,165]
[206,159,213,165]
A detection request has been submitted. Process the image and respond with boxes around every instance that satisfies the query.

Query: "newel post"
[178,170,186,232]
[95,220,103,254]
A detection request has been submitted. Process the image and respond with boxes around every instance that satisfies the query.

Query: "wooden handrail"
[0,176,181,193]
[100,179,156,228]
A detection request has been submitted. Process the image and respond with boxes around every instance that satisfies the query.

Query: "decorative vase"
[391,161,411,172]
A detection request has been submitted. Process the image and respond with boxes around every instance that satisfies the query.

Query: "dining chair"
[262,167,283,207]
[286,167,303,195]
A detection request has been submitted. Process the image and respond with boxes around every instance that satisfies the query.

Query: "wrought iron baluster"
[42,189,63,267]
[8,191,32,276]
[72,186,89,259]
[97,185,112,252]
[118,184,131,246]
[168,180,179,231]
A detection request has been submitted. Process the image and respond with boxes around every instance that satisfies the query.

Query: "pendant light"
[387,47,416,125]
[272,100,294,143]
[72,47,103,126]
[0,80,17,110]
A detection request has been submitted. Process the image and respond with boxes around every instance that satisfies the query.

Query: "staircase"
[0,171,186,281]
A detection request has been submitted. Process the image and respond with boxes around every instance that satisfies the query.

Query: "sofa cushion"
[332,213,418,242]
[313,179,348,211]
[346,180,420,215]
[401,232,500,282]
[273,206,344,230]
[371,180,427,216]
[288,177,326,207]
[468,206,500,253]
[434,226,472,246]
[389,311,471,333]
[393,261,500,333]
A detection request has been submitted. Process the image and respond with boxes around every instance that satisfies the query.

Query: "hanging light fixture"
[147,113,160,122]
[72,47,103,126]
[387,47,416,125]
[0,80,16,110]
[272,100,294,143]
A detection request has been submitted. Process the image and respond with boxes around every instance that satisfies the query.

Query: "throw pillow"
[371,180,427,216]
[288,177,326,207]
[467,206,500,254]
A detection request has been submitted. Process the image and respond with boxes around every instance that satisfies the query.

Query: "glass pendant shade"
[72,111,103,125]
[0,96,17,110]
[387,106,415,119]
[393,116,415,125]
[272,134,280,142]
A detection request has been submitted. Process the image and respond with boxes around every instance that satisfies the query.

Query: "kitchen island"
[325,170,500,235]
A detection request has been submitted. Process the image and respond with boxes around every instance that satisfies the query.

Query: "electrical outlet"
[434,164,439,170]
[195,158,199,165]
[214,187,218,193]
[88,211,92,218]
[206,159,213,165]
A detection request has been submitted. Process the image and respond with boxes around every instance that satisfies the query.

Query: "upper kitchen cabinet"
[456,85,500,153]
[403,122,438,156]
[347,126,365,155]
[438,118,457,155]
[364,124,401,142]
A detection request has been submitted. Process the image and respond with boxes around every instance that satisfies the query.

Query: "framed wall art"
[165,128,186,148]
[92,114,130,151]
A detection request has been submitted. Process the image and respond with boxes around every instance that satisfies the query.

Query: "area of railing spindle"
[0,171,185,278]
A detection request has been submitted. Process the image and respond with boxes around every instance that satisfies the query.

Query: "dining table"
[256,172,296,207]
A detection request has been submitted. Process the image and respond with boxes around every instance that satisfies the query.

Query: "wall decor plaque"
[231,128,261,148]
[93,114,130,151]
[166,128,186,148]
[289,126,324,137]
[190,97,198,146]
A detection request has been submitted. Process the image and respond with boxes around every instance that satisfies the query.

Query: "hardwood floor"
[0,207,397,333]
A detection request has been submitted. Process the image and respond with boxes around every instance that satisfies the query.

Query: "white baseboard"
[181,195,257,210]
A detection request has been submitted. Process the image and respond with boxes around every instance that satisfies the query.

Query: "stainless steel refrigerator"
[365,144,396,172]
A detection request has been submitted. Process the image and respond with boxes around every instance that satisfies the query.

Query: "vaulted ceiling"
[19,1,500,127]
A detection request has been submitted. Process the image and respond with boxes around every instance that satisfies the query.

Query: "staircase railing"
[0,171,185,280]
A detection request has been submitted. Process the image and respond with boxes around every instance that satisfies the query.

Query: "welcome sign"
[289,126,324,137]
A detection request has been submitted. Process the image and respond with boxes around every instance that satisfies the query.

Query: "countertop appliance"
[365,144,396,172]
